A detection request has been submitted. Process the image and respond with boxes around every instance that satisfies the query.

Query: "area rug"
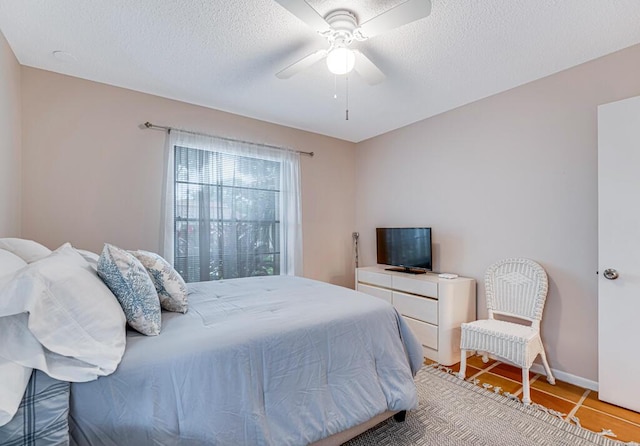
[345,365,636,446]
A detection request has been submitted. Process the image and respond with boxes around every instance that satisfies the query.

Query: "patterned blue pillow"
[97,244,161,336]
[130,250,188,313]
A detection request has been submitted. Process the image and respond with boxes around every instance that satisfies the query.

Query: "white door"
[598,95,640,412]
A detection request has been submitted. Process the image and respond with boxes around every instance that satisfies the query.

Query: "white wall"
[355,43,640,382]
[0,30,21,237]
[20,68,357,287]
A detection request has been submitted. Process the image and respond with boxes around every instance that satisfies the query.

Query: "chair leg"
[457,350,467,379]
[540,350,556,385]
[481,353,489,363]
[522,367,531,405]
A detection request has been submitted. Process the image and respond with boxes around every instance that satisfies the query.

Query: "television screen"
[376,227,432,272]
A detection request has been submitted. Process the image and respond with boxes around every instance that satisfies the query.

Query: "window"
[163,130,302,283]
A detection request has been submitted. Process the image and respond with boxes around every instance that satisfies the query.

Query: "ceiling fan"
[274,0,432,85]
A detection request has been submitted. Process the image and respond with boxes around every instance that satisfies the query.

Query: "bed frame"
[310,410,406,446]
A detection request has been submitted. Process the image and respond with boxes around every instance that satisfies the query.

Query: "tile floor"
[427,355,640,443]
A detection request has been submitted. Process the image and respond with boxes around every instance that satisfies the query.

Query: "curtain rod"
[142,122,314,157]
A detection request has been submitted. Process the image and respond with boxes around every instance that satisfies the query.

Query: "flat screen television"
[376,227,432,274]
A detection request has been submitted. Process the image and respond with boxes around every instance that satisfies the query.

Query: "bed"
[0,240,422,445]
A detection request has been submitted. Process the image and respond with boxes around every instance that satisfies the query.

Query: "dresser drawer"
[357,283,392,304]
[357,269,392,288]
[393,291,438,325]
[402,316,438,350]
[392,276,437,298]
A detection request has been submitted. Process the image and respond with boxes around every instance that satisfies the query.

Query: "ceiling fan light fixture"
[326,47,355,75]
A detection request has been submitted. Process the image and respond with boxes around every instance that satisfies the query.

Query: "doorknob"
[603,269,619,280]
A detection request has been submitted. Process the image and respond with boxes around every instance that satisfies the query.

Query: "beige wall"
[20,68,357,287]
[355,43,640,382]
[0,30,21,237]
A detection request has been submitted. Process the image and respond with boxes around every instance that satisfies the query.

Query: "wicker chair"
[457,258,555,404]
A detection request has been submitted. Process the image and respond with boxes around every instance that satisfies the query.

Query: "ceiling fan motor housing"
[323,10,360,48]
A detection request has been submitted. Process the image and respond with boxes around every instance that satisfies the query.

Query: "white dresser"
[356,266,476,366]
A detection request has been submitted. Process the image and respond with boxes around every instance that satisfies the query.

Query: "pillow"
[130,250,188,313]
[0,238,51,263]
[75,248,99,271]
[0,359,32,427]
[0,243,127,376]
[0,249,27,277]
[97,244,161,336]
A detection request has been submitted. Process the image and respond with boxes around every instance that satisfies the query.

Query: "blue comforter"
[69,276,421,445]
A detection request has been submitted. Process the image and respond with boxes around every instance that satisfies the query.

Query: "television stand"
[385,267,426,275]
[356,266,477,366]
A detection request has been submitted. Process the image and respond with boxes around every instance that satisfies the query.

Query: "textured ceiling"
[1,1,640,142]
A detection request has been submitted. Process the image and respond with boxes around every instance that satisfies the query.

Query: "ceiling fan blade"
[276,49,328,79]
[353,50,385,85]
[273,0,331,33]
[357,0,432,38]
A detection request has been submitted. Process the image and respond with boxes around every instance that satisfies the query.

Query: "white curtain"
[161,130,302,279]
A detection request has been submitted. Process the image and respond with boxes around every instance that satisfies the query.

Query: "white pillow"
[0,238,51,263]
[0,253,34,427]
[75,248,99,271]
[0,249,27,277]
[97,244,161,336]
[0,243,127,378]
[130,250,188,313]
[0,359,32,427]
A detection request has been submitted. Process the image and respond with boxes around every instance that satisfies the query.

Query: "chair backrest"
[484,258,549,325]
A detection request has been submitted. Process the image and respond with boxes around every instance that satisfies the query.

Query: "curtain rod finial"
[144,121,152,128]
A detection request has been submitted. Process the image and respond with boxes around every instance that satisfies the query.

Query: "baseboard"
[476,353,599,391]
[530,364,598,391]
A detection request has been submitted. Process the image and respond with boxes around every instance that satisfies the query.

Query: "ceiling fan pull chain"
[345,76,349,121]
[334,75,338,99]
